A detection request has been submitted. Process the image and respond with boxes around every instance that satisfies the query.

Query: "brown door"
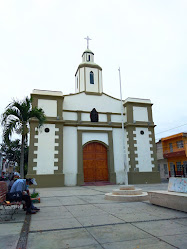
[83,142,108,182]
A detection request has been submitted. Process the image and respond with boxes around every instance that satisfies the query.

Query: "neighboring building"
[156,140,169,181]
[27,45,160,187]
[162,133,187,177]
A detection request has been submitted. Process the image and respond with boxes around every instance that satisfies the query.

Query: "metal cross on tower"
[84,36,91,49]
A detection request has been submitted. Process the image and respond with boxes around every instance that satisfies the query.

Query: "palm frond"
[1,108,21,126]
[3,119,19,143]
[29,107,46,127]
[21,97,32,121]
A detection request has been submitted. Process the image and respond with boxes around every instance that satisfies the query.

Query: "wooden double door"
[83,142,109,182]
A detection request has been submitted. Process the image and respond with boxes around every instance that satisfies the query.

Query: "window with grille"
[176,140,184,148]
[164,164,168,174]
[170,162,175,176]
[183,161,187,176]
[169,143,173,152]
[176,162,182,171]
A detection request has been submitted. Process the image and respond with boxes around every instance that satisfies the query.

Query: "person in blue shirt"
[8,172,21,192]
[9,178,38,214]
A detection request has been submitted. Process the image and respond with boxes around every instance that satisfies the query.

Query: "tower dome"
[75,37,103,94]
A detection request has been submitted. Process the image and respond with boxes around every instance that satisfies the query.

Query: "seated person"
[24,178,39,212]
[0,170,7,181]
[8,178,39,214]
[8,172,21,192]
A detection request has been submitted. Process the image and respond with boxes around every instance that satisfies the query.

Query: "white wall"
[63,111,77,121]
[82,53,94,62]
[85,68,99,93]
[111,114,125,123]
[133,127,153,172]
[75,74,79,92]
[125,97,151,104]
[33,89,63,96]
[81,113,90,122]
[38,99,57,117]
[99,71,103,92]
[81,113,107,122]
[113,128,129,184]
[133,107,148,122]
[124,107,127,122]
[80,68,84,92]
[156,142,164,160]
[63,127,77,186]
[33,124,58,174]
[63,92,122,114]
[82,132,108,146]
[99,114,107,122]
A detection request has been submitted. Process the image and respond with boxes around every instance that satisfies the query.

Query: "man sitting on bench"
[8,178,39,214]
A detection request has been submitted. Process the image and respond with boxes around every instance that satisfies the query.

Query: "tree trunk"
[20,135,25,178]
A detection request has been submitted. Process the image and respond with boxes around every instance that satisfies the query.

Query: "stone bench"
[148,177,187,212]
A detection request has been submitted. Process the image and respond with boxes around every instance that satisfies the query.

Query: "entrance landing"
[82,181,113,186]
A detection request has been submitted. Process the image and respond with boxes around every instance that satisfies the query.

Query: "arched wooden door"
[83,142,108,182]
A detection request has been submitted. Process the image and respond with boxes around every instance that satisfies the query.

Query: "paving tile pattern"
[1,183,187,249]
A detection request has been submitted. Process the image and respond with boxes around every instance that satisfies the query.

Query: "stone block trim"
[31,93,64,119]
[126,126,138,172]
[124,101,154,124]
[148,126,158,172]
[54,124,64,174]
[27,122,38,175]
[126,131,130,167]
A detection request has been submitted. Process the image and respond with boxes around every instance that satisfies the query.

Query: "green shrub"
[31,192,39,198]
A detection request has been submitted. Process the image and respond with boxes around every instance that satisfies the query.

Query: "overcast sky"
[0,0,186,143]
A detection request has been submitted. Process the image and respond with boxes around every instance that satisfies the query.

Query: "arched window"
[90,71,94,84]
[87,55,90,62]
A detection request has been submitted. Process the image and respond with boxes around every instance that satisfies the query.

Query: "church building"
[27,41,160,187]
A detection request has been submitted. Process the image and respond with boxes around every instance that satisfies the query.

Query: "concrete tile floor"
[0,234,20,249]
[134,219,187,237]
[1,183,187,249]
[27,228,99,249]
[102,238,175,249]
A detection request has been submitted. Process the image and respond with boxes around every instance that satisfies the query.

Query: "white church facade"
[27,45,160,187]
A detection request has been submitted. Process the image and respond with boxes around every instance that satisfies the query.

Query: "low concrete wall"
[26,173,64,188]
[128,172,161,184]
[148,190,187,212]
[168,177,187,193]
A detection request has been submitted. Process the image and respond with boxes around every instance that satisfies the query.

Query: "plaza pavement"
[0,183,187,249]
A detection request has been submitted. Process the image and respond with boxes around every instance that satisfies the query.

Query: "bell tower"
[75,36,103,94]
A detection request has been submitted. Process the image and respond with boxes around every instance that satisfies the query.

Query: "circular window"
[45,128,50,133]
[140,130,144,135]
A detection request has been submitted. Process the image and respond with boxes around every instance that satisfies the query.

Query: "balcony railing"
[169,166,187,178]
[163,150,185,159]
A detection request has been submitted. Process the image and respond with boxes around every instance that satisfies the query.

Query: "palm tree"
[0,139,29,175]
[1,97,45,178]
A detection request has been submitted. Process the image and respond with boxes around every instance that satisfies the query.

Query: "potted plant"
[31,191,40,203]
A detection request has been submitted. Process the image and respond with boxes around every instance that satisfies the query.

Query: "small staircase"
[82,181,113,186]
[105,185,148,202]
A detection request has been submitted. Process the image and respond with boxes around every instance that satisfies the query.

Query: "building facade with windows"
[27,47,160,187]
[162,133,187,177]
[156,140,169,180]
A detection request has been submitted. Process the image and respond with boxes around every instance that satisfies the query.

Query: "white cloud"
[0,0,186,143]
